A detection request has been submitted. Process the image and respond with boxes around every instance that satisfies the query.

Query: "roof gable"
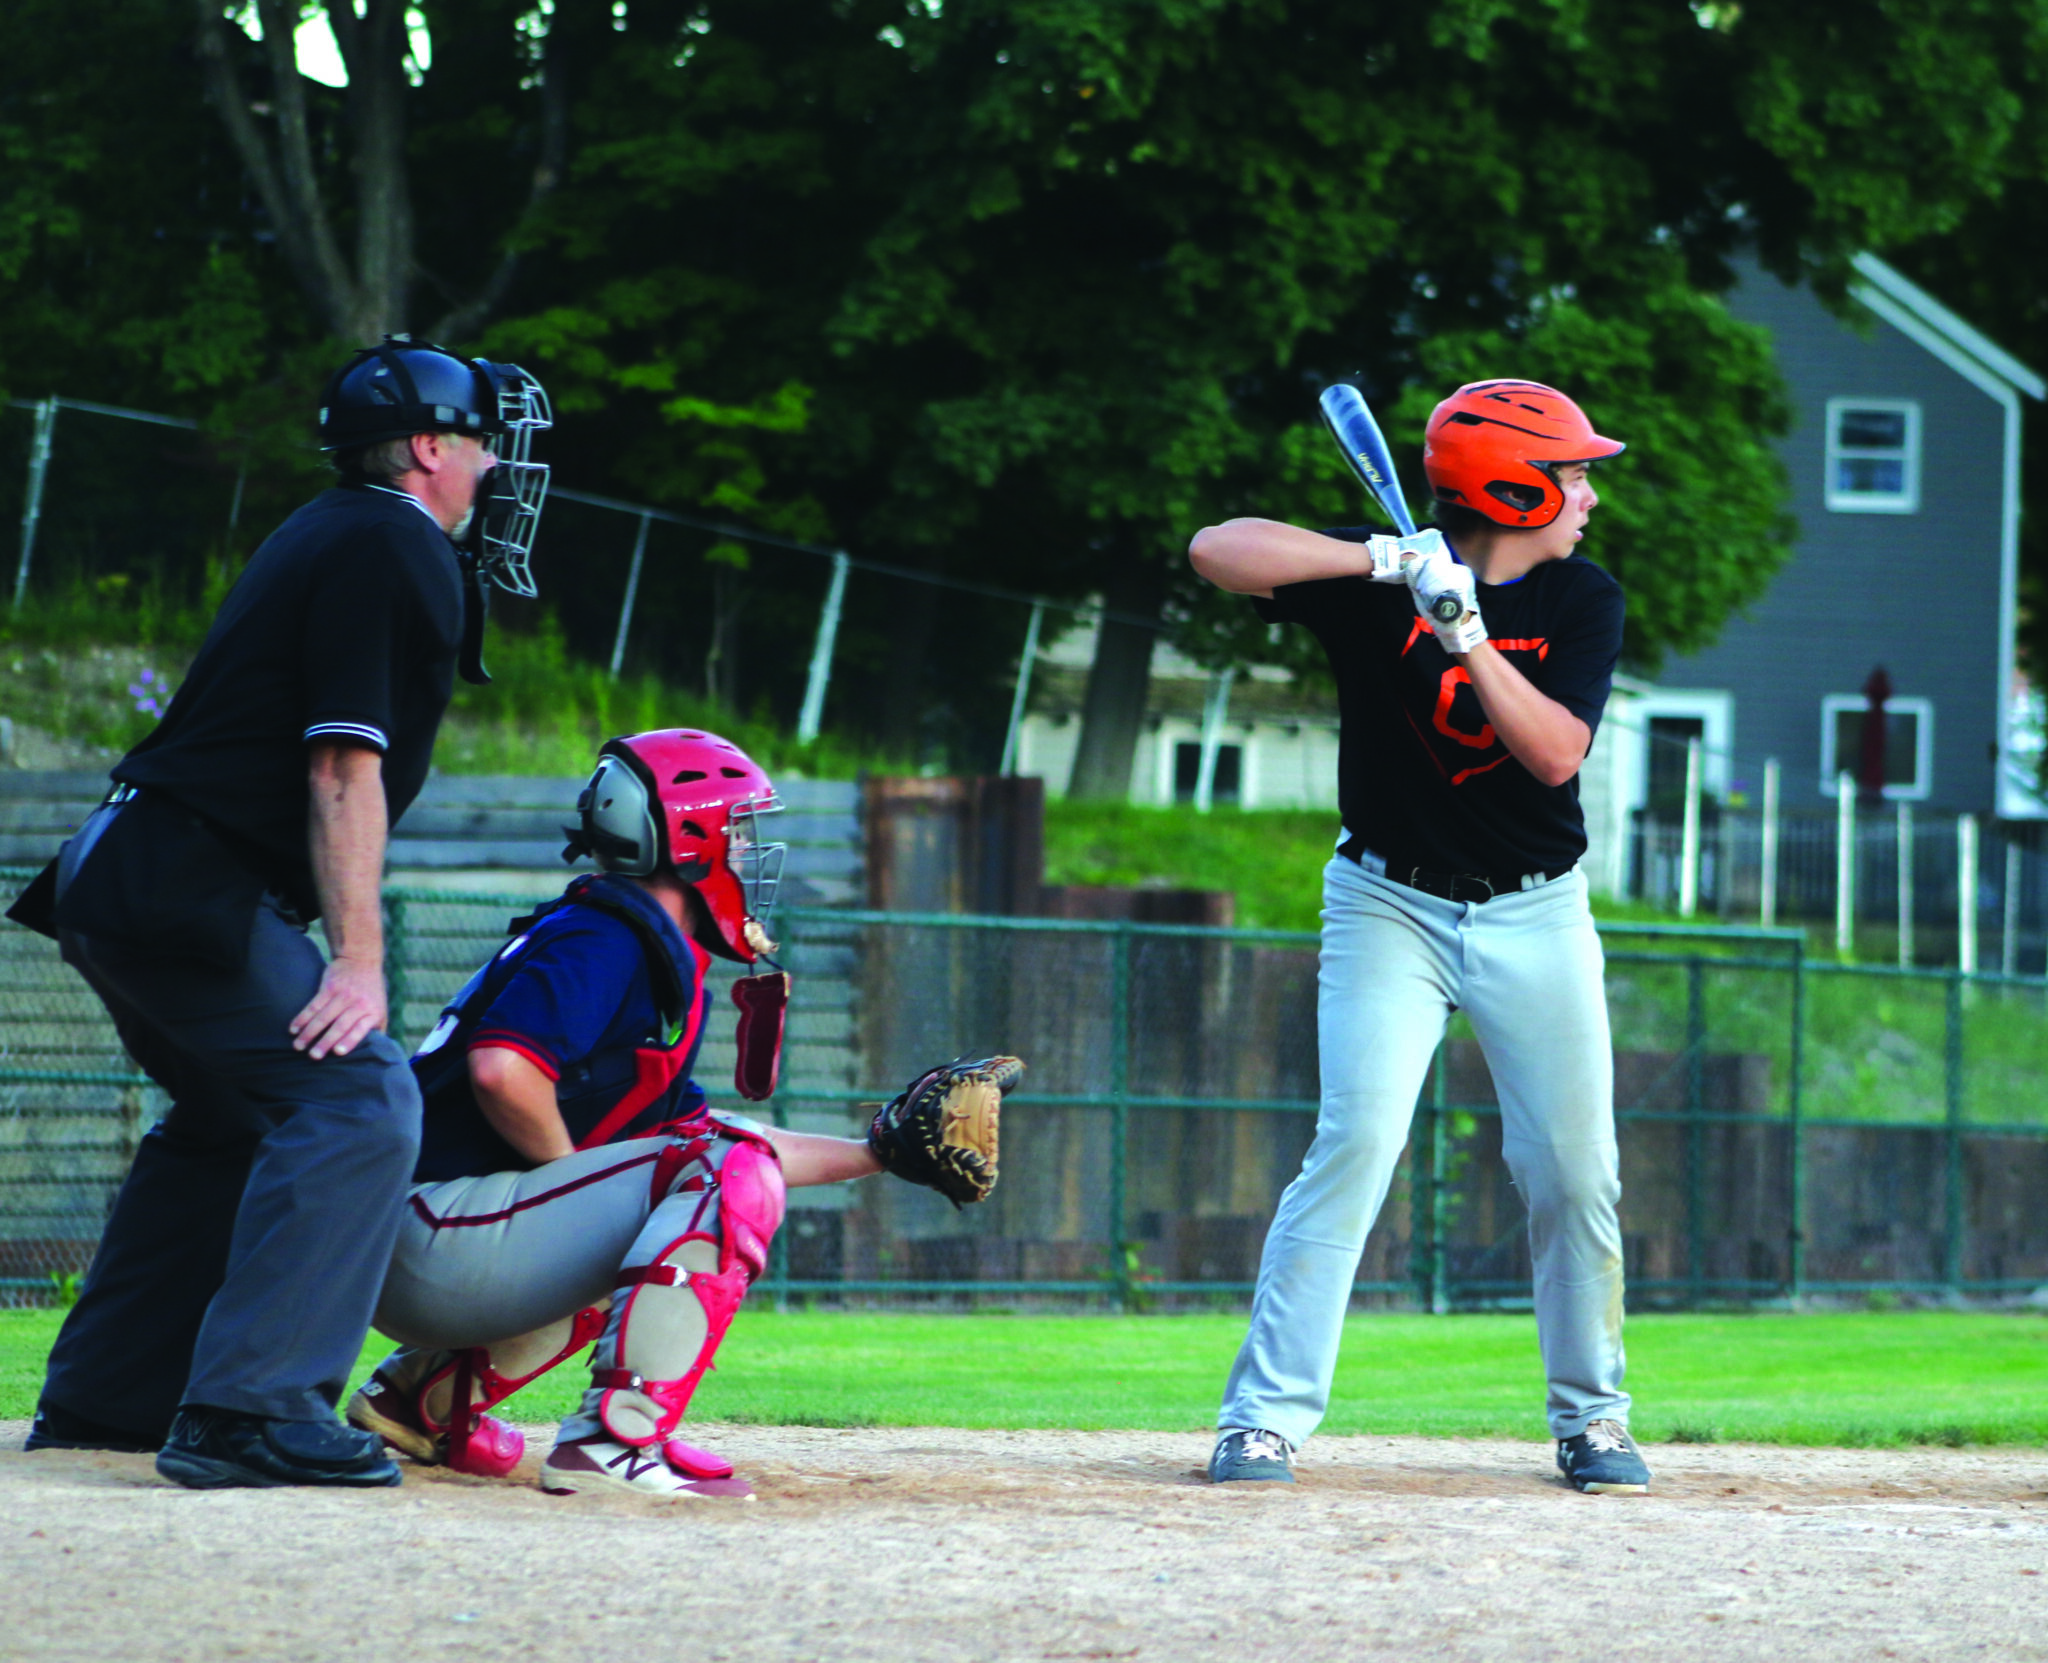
[1850,254,2045,403]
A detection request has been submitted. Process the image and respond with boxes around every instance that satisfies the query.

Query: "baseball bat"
[1318,383,1417,537]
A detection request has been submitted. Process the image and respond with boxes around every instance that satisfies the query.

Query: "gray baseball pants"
[371,1132,739,1403]
[1219,852,1629,1446]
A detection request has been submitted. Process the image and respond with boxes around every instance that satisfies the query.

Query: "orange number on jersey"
[1432,666,1496,750]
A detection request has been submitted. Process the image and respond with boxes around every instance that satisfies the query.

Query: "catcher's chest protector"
[590,1126,786,1450]
[412,877,713,1161]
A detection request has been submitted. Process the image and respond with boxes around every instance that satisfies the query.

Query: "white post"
[1678,735,1703,918]
[1836,771,1857,958]
[1193,667,1237,814]
[2002,837,2021,978]
[1760,757,1781,928]
[12,396,58,610]
[1607,736,1632,899]
[796,551,850,745]
[1958,813,1979,975]
[1896,800,1914,968]
[608,512,654,678]
[998,601,1045,777]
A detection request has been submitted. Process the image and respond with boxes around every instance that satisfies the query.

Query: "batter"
[1189,379,1651,1495]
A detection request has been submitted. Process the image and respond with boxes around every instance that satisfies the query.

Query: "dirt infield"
[3,1420,2045,1662]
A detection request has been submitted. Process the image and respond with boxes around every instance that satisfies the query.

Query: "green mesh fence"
[5,871,2047,1308]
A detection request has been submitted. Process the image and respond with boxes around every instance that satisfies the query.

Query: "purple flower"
[128,667,171,719]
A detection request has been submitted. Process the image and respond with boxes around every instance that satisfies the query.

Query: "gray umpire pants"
[1219,852,1629,1446]
[40,808,421,1436]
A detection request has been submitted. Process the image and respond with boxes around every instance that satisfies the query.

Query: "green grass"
[1043,802,1336,931]
[1042,800,1720,936]
[0,601,895,782]
[5,1309,2042,1447]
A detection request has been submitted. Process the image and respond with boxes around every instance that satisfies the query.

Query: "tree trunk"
[195,0,567,347]
[334,0,415,341]
[705,565,748,710]
[1067,557,1168,801]
[880,577,942,760]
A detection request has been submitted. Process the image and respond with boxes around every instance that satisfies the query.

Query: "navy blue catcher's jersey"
[410,873,713,1181]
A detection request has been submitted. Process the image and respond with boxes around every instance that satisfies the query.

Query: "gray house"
[1614,253,2045,824]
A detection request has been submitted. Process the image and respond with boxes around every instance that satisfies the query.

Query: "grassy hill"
[0,610,1678,938]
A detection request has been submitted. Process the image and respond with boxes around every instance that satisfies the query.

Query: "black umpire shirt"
[114,484,463,918]
[1254,528,1625,882]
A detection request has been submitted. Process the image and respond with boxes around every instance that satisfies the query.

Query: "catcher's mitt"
[866,1055,1021,1208]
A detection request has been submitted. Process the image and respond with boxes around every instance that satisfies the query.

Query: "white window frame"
[1824,397,1921,514]
[1622,688,1734,811]
[1819,694,1934,800]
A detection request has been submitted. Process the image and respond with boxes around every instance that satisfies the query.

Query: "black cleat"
[1557,1419,1652,1494]
[155,1406,402,1490]
[1209,1427,1296,1484]
[24,1401,163,1454]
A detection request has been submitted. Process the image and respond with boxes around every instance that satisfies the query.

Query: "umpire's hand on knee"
[290,954,387,1059]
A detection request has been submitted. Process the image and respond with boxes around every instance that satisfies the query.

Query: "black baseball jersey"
[114,485,462,917]
[1255,530,1625,880]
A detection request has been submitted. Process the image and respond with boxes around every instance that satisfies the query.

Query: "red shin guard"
[426,1305,609,1476]
[594,1135,786,1447]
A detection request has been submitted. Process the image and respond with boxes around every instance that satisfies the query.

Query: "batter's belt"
[1337,832,1573,906]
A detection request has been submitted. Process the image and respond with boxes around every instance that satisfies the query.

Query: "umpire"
[10,338,551,1488]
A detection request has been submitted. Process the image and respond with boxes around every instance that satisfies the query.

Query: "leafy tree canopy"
[4,0,2047,769]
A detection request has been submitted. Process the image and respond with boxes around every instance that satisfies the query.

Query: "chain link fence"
[5,871,2048,1308]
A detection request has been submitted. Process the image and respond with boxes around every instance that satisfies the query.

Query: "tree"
[190,0,571,345]
[825,0,2048,794]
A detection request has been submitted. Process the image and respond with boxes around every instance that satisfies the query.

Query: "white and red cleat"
[540,1434,753,1499]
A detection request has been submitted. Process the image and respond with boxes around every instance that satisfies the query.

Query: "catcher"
[348,728,1014,1498]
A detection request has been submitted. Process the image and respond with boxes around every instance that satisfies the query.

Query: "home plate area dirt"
[2,1421,2045,1662]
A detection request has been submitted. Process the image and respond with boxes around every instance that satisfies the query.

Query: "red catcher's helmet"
[1423,380,1625,528]
[565,729,786,964]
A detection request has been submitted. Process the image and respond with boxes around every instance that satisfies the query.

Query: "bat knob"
[1429,594,1464,624]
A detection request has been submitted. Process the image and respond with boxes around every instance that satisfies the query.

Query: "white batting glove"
[1362,527,1448,584]
[1409,546,1487,654]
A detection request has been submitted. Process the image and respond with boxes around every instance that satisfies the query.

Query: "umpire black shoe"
[24,1400,163,1454]
[155,1406,402,1490]
[1209,1427,1296,1483]
[1556,1419,1651,1494]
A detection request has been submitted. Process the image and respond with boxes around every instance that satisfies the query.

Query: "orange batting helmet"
[1423,381,1625,528]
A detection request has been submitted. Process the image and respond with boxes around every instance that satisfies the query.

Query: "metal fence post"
[2003,838,2021,978]
[1193,668,1237,814]
[1897,801,1915,969]
[1836,773,1857,959]
[1428,1044,1449,1314]
[1686,956,1706,1304]
[1408,1062,1433,1310]
[1958,814,1979,974]
[608,511,653,677]
[1679,736,1703,918]
[384,892,410,1048]
[12,396,58,610]
[1787,934,1806,1302]
[998,600,1045,777]
[1760,758,1781,928]
[1108,923,1132,1310]
[770,1094,792,1311]
[1943,971,1966,1298]
[796,551,850,745]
